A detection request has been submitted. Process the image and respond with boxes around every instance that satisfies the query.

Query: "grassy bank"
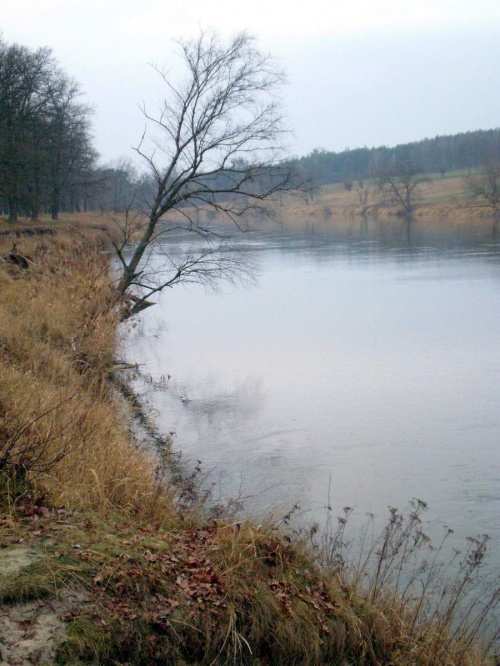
[0,217,498,665]
[198,172,497,229]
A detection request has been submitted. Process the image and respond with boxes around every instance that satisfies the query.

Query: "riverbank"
[0,218,497,665]
[278,171,489,224]
[181,171,497,230]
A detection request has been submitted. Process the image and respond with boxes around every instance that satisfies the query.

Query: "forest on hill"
[293,129,500,186]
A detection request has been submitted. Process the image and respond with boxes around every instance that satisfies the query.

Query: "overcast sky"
[2,0,499,164]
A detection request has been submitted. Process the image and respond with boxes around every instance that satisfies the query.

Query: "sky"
[2,0,499,165]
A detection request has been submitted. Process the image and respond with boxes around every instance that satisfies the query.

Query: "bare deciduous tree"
[355,179,370,206]
[466,160,500,220]
[377,162,429,216]
[0,43,55,221]
[47,78,96,220]
[115,31,298,318]
[0,40,97,221]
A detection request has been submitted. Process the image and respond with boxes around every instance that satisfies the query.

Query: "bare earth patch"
[0,548,86,665]
[0,548,40,577]
[0,598,66,665]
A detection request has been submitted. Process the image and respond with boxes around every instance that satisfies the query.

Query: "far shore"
[143,170,499,233]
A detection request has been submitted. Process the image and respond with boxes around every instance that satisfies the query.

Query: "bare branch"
[377,162,430,215]
[465,161,500,218]
[114,30,302,310]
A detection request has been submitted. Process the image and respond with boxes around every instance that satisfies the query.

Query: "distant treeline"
[292,129,500,186]
[2,35,500,220]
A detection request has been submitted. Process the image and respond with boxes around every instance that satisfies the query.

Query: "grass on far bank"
[0,215,498,665]
[209,170,497,229]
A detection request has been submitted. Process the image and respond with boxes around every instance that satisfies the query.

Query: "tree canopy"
[114,31,300,317]
[0,39,96,220]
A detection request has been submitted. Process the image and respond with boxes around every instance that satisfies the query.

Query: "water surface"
[125,218,500,560]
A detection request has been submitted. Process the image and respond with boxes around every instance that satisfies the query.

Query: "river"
[125,216,500,563]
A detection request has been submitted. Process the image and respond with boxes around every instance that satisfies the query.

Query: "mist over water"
[125,218,500,561]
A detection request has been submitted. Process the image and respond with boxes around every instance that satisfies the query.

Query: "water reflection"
[125,218,500,560]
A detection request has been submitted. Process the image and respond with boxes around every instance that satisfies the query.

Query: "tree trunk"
[118,214,159,294]
[51,187,60,220]
[8,198,18,222]
[30,201,40,221]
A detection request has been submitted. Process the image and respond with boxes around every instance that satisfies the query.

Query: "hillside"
[242,171,499,227]
[293,129,500,186]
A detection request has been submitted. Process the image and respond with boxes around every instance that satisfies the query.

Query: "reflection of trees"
[123,219,500,288]
[404,218,412,248]
[268,218,500,265]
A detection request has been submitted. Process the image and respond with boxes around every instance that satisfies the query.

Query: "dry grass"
[1,509,496,665]
[0,214,497,665]
[0,221,175,521]
[315,501,499,665]
[195,172,497,230]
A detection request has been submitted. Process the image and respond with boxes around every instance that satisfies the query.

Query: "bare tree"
[355,179,370,206]
[0,40,96,221]
[466,160,500,220]
[115,31,298,318]
[46,77,96,220]
[377,162,429,216]
[0,43,56,221]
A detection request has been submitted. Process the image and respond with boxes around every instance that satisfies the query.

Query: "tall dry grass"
[0,227,175,521]
[307,498,500,664]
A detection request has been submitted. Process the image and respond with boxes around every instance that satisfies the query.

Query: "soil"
[0,547,85,665]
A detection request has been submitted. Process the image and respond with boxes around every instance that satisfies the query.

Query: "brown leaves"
[60,609,80,623]
[268,579,294,615]
[149,595,179,626]
[266,577,340,621]
[18,495,52,520]
[259,537,296,568]
[18,618,35,638]
[88,525,227,632]
[175,562,224,607]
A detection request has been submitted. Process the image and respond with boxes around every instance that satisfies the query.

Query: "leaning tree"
[114,31,299,318]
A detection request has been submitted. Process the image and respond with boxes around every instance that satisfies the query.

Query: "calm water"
[125,218,500,561]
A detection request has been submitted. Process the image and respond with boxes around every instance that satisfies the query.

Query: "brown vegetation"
[220,171,500,228]
[0,218,173,518]
[0,216,498,665]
